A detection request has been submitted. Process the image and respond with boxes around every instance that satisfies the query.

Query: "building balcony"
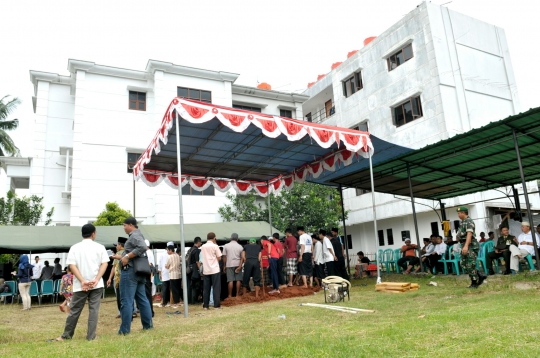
[305,105,336,123]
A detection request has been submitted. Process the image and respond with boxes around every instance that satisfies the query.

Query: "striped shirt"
[166,253,182,280]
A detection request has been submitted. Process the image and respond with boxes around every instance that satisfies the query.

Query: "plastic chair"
[476,241,494,273]
[393,249,402,273]
[29,281,41,305]
[382,249,394,273]
[153,274,162,292]
[524,255,536,271]
[41,280,55,303]
[53,279,61,303]
[0,281,16,305]
[376,249,384,271]
[442,245,461,275]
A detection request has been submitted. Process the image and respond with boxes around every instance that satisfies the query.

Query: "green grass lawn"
[1,273,539,357]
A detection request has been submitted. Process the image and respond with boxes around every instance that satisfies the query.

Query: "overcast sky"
[1,0,539,158]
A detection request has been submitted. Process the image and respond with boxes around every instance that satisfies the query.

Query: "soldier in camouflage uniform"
[456,206,486,288]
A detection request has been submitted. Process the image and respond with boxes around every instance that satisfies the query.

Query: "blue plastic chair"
[375,249,384,271]
[393,249,402,273]
[382,249,394,273]
[523,255,536,271]
[0,281,16,305]
[476,241,494,272]
[41,280,55,303]
[29,280,41,305]
[53,279,61,303]
[442,245,461,275]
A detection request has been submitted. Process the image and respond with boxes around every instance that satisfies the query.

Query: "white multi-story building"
[1,1,537,256]
[1,60,307,226]
[302,1,538,253]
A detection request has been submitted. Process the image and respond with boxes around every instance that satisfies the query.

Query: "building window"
[430,222,440,236]
[233,104,262,112]
[387,44,413,71]
[401,230,410,241]
[181,185,215,196]
[177,87,212,103]
[127,152,142,173]
[355,188,371,196]
[387,229,394,245]
[342,72,363,97]
[378,230,385,246]
[352,121,369,132]
[280,109,292,118]
[305,112,312,122]
[346,235,353,250]
[129,91,146,111]
[393,96,422,127]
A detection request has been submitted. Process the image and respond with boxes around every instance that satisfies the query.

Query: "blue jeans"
[119,266,153,334]
[269,258,279,289]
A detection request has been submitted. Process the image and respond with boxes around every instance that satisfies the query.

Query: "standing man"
[158,242,172,307]
[165,245,182,308]
[297,226,313,288]
[486,227,513,275]
[54,224,109,341]
[201,232,222,310]
[267,234,280,294]
[456,207,485,288]
[283,229,298,287]
[272,233,286,286]
[321,231,337,277]
[106,237,133,318]
[312,234,324,286]
[119,217,153,335]
[189,237,203,304]
[222,233,244,298]
[331,228,348,280]
[144,239,155,317]
[239,238,262,298]
[509,222,539,273]
[32,256,43,281]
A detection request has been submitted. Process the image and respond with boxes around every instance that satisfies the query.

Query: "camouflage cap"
[456,206,468,213]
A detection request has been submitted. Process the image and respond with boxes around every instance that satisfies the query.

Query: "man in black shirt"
[486,227,514,275]
[240,238,262,298]
[331,228,348,280]
[188,237,203,304]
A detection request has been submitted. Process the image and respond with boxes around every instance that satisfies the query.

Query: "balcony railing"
[305,106,336,123]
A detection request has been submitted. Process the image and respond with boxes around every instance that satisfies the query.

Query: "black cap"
[81,224,96,238]
[123,217,137,226]
[297,226,305,232]
[114,237,128,246]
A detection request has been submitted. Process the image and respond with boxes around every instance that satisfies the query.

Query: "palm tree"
[0,95,21,156]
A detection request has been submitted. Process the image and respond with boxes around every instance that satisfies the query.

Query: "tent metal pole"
[175,111,189,317]
[368,151,381,284]
[512,129,540,270]
[267,184,272,238]
[407,163,422,271]
[339,184,350,277]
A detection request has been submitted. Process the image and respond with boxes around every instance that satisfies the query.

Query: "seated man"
[420,237,435,270]
[354,251,370,278]
[426,236,446,274]
[509,222,539,273]
[485,227,513,275]
[398,239,420,274]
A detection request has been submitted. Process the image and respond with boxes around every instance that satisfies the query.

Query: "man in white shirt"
[297,226,313,288]
[158,241,172,307]
[55,224,109,341]
[509,222,540,273]
[312,234,324,286]
[31,256,43,280]
[421,237,435,272]
[321,231,337,277]
[426,236,447,274]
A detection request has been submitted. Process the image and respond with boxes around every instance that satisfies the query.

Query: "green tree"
[0,95,21,156]
[218,182,347,233]
[94,202,132,226]
[0,190,54,226]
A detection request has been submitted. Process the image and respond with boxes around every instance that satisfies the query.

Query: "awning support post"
[512,129,540,270]
[407,163,422,269]
[267,184,272,238]
[339,184,351,277]
[368,151,381,284]
[175,111,189,318]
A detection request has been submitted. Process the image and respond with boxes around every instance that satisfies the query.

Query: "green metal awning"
[328,106,540,200]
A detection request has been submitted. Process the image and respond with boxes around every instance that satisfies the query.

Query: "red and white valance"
[134,97,374,196]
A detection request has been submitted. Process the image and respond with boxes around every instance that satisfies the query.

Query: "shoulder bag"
[133,253,151,276]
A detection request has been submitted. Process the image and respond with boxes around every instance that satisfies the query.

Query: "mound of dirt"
[221,285,321,307]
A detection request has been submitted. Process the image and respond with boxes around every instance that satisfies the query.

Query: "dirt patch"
[221,285,320,307]
[514,282,537,290]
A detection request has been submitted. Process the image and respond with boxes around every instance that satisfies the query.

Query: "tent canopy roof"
[0,221,282,254]
[317,107,540,200]
[133,98,374,194]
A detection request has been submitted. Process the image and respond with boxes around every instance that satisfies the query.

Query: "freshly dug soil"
[221,285,321,307]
